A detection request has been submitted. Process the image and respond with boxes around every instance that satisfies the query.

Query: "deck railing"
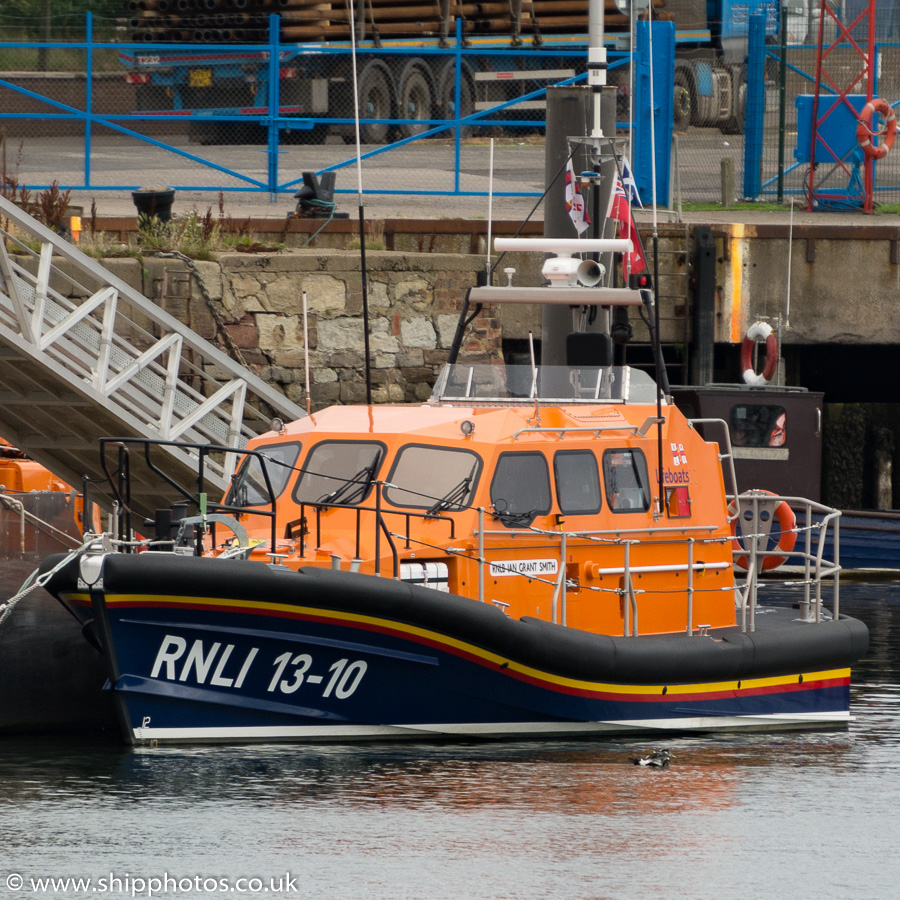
[287,480,843,636]
[469,493,841,635]
[93,441,843,636]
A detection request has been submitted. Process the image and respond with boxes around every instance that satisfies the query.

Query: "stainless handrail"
[469,491,842,636]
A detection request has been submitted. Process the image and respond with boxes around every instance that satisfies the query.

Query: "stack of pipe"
[125,0,667,43]
[128,0,271,40]
[529,0,668,32]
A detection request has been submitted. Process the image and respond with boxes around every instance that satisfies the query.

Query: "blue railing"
[743,27,900,203]
[0,13,673,203]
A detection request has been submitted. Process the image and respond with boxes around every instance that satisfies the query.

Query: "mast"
[588,0,607,138]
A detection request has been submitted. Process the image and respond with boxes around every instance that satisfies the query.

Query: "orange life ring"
[856,98,897,160]
[740,321,778,385]
[728,490,797,572]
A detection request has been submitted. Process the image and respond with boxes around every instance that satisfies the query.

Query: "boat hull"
[1,495,116,736]
[814,510,900,571]
[44,553,869,745]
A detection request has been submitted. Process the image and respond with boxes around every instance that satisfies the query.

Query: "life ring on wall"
[856,98,897,160]
[728,490,797,572]
[740,321,778,385]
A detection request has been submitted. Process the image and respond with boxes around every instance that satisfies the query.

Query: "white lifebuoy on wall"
[740,321,778,385]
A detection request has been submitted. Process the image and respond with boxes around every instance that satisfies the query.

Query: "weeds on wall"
[2,145,284,259]
[347,218,386,251]
[78,190,284,259]
[1,133,73,237]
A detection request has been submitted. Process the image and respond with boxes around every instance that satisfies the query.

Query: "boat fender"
[728,490,797,571]
[740,321,778,385]
[857,97,897,160]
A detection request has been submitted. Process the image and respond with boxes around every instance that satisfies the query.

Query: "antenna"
[588,0,607,137]
[776,198,795,386]
[786,198,794,329]
[486,138,494,284]
[613,0,649,165]
[528,331,541,427]
[645,2,667,518]
[303,290,311,415]
[349,0,372,405]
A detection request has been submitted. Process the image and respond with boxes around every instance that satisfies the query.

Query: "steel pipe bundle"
[125,0,665,42]
[517,0,666,33]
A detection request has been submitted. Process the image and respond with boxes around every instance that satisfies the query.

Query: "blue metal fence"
[0,13,673,204]
[742,30,900,205]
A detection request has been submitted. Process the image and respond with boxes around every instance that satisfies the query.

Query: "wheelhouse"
[209,363,735,637]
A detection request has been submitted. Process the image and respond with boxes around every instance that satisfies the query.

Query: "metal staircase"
[0,195,304,517]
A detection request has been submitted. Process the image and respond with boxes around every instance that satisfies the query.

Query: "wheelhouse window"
[227,442,300,508]
[384,445,482,513]
[603,449,651,513]
[554,450,601,515]
[490,452,552,527]
[731,404,787,447]
[293,441,385,506]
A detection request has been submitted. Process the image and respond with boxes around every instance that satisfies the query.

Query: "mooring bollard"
[721,158,735,206]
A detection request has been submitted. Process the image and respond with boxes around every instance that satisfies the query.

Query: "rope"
[297,200,336,246]
[0,533,166,630]
[0,536,103,629]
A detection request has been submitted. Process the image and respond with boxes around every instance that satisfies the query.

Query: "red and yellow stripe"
[94,591,851,704]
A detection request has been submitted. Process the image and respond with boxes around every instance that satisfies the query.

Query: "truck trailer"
[121,0,780,141]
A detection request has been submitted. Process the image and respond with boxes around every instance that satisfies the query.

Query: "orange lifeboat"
[34,239,869,746]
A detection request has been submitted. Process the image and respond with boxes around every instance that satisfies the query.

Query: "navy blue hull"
[41,554,868,744]
[793,511,900,570]
[108,607,850,731]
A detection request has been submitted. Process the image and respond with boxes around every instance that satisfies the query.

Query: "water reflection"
[0,592,896,900]
[0,714,882,812]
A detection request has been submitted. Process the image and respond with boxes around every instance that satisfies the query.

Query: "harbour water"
[0,586,897,900]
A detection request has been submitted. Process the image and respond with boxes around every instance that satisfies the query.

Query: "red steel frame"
[807,0,878,212]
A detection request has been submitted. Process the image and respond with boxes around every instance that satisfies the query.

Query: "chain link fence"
[5,7,900,211]
[0,12,634,213]
[747,6,900,209]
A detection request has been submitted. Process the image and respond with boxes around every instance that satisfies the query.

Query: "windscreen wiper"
[317,460,378,506]
[426,475,473,517]
[426,460,478,517]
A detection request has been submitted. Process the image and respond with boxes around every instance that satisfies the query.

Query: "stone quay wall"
[101,250,501,411]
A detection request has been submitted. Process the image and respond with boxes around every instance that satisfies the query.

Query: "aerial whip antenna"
[349,0,373,405]
[646,0,668,515]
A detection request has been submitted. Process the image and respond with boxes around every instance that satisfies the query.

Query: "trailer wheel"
[397,63,434,139]
[436,62,474,138]
[722,68,747,135]
[673,72,692,133]
[359,61,393,144]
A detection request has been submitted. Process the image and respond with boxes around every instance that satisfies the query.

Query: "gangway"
[0,195,305,518]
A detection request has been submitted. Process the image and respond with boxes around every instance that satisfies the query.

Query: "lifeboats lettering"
[489,558,559,578]
[661,470,691,485]
[150,635,258,688]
